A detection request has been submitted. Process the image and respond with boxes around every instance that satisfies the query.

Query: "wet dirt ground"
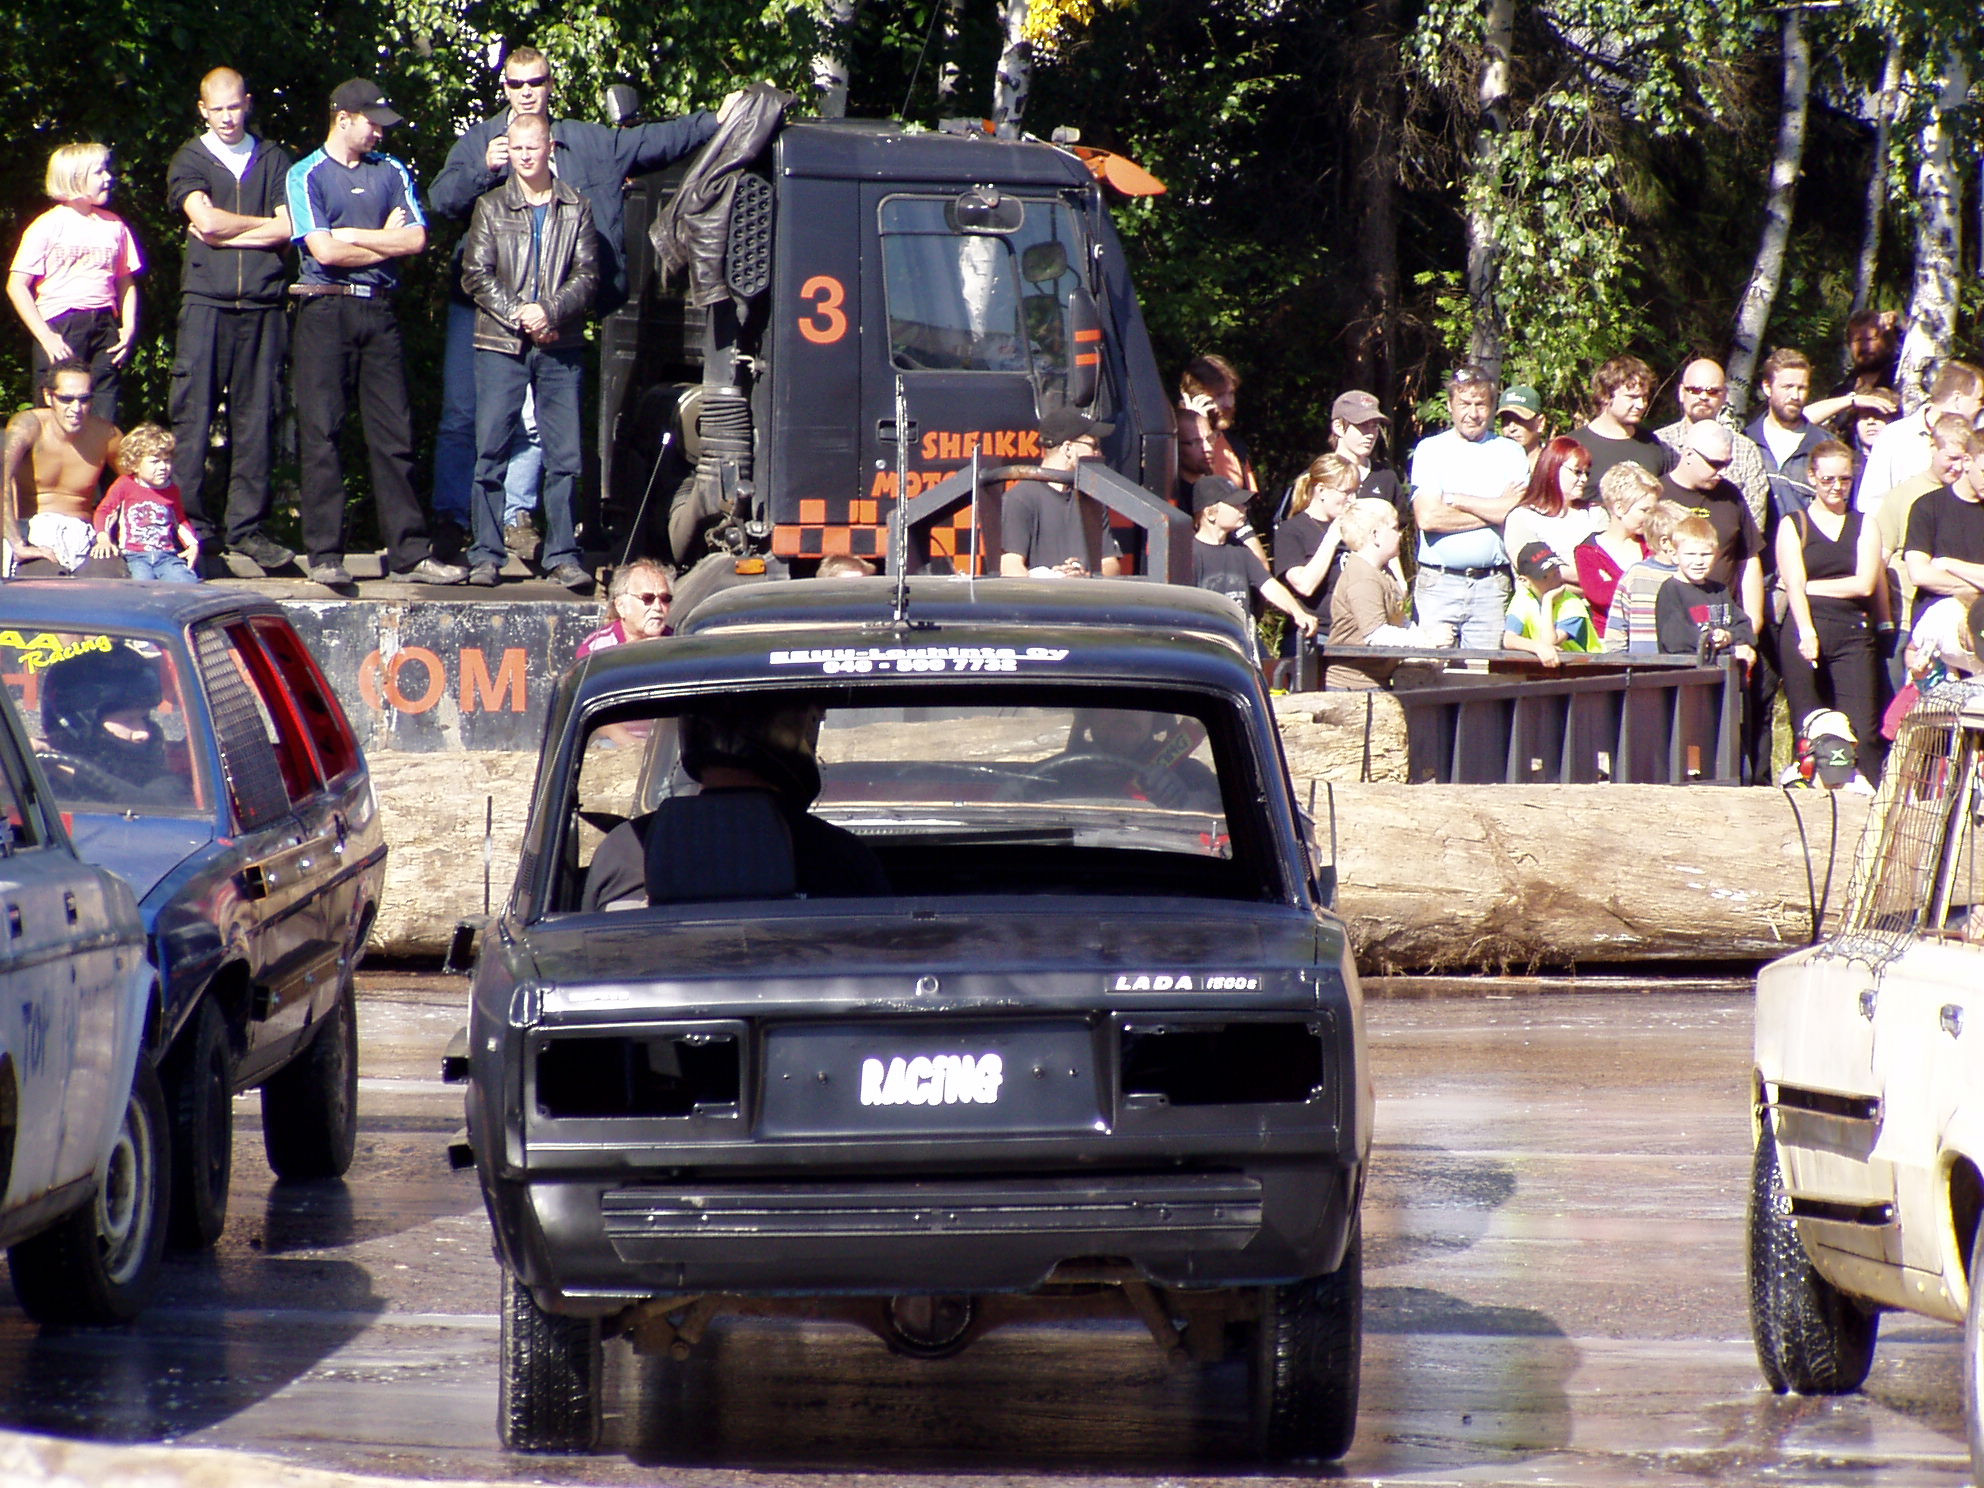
[0,974,1969,1485]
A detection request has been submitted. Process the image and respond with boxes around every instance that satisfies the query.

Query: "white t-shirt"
[200,130,255,180]
[1408,428,1529,570]
[1758,417,1807,470]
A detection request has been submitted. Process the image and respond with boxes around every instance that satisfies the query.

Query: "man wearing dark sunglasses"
[1,360,124,575]
[426,45,720,565]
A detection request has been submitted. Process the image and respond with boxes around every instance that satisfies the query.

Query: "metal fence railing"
[1278,646,1744,785]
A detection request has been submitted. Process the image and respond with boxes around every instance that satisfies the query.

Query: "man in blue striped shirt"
[285,78,464,587]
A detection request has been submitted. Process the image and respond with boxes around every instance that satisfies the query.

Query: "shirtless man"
[2,361,121,574]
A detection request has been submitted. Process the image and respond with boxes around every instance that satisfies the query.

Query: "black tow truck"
[600,114,1178,581]
[450,578,1370,1462]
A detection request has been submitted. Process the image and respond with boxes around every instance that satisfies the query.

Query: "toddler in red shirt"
[92,424,200,582]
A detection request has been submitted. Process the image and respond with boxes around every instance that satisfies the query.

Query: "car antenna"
[891,374,913,628]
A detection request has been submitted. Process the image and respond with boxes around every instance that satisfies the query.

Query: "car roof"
[0,579,283,635]
[776,120,1095,189]
[683,577,1257,648]
[560,579,1265,720]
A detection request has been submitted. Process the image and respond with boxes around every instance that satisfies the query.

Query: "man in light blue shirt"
[1409,365,1530,648]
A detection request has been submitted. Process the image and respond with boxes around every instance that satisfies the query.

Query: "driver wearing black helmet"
[39,642,180,802]
[582,698,889,911]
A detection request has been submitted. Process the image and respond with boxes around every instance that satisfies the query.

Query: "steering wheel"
[1023,750,1145,793]
[36,749,135,801]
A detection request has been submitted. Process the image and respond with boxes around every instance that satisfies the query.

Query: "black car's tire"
[1249,1219,1362,1462]
[165,997,233,1248]
[500,1269,603,1453]
[1964,1222,1984,1486]
[1747,1119,1878,1394]
[9,1059,170,1325]
[261,978,358,1181]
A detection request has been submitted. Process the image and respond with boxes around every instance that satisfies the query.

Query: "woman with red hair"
[1502,435,1603,580]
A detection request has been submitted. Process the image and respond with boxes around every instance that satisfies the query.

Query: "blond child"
[93,424,200,582]
[1655,514,1756,664]
[1603,499,1691,654]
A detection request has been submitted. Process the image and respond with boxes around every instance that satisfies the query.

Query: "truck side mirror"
[605,84,640,126]
[1066,287,1102,409]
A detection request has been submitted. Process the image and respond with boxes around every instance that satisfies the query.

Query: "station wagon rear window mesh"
[193,625,291,831]
[1835,680,1982,962]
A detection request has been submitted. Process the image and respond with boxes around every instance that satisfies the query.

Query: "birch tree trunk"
[936,0,963,103]
[810,0,859,117]
[1895,47,1969,410]
[1463,0,1514,378]
[993,0,1032,134]
[1849,40,1902,323]
[1726,8,1810,418]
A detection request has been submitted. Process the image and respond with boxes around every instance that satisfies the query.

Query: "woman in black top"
[1776,439,1891,784]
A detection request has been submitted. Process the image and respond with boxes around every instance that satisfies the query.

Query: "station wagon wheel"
[166,996,234,1248]
[7,1058,170,1326]
[500,1268,603,1452]
[260,975,358,1180]
[1249,1218,1362,1462]
[1746,1118,1878,1393]
[1966,1223,1984,1485]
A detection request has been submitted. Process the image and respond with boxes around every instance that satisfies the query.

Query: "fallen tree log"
[1329,783,1869,973]
[363,751,1868,973]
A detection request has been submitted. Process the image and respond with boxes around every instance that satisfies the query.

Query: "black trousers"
[29,307,123,424]
[1773,606,1887,783]
[170,301,287,546]
[289,295,431,570]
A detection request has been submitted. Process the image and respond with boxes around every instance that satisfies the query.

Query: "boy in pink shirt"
[8,143,144,423]
[93,425,200,583]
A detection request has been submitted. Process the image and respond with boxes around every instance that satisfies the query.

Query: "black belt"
[1420,561,1511,580]
[289,283,383,299]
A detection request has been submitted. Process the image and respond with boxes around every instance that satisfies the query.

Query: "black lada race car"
[455,578,1371,1461]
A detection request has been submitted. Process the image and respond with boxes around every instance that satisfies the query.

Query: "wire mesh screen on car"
[193,624,292,832]
[1830,679,1982,965]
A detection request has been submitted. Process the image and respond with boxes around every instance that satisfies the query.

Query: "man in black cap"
[999,407,1122,577]
[285,78,465,587]
[1191,474,1318,637]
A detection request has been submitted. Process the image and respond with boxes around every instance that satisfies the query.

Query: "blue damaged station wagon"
[0,582,386,1251]
[454,579,1371,1462]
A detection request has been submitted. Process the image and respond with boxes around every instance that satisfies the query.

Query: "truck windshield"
[879,196,1087,394]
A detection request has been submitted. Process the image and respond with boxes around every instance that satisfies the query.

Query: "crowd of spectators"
[4,57,717,593]
[1170,332,1984,791]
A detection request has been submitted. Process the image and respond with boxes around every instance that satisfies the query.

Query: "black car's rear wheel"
[1249,1219,1362,1462]
[261,977,358,1180]
[1747,1118,1878,1393]
[500,1269,603,1452]
[9,1059,170,1325]
[166,996,233,1247]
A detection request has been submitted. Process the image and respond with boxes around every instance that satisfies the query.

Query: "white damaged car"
[1750,677,1984,1477]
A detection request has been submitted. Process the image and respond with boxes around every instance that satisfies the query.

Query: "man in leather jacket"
[425,47,717,554]
[458,112,598,589]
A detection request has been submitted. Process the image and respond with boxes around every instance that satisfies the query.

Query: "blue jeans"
[434,300,544,525]
[125,551,200,583]
[472,343,582,571]
[1413,565,1511,650]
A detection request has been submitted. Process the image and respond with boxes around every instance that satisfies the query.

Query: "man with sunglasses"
[426,46,719,563]
[1653,357,1769,528]
[1743,348,1832,522]
[1663,419,1772,779]
[1,361,123,575]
